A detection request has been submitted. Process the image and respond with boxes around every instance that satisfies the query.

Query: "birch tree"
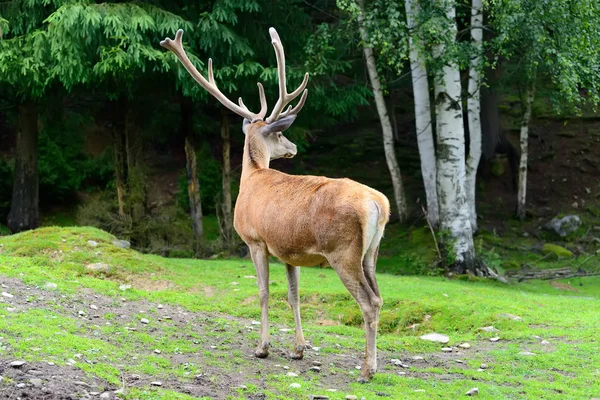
[431,0,477,273]
[404,0,439,227]
[356,0,408,222]
[490,0,600,219]
[465,0,483,230]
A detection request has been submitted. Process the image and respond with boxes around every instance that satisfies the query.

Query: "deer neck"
[241,134,270,181]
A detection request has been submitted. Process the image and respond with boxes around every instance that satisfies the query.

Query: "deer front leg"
[250,244,270,358]
[285,264,306,359]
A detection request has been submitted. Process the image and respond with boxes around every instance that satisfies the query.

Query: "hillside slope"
[0,227,599,399]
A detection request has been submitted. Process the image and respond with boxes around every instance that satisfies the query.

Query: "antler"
[265,28,309,123]
[160,30,267,122]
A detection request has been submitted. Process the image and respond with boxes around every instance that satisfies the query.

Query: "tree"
[338,0,408,222]
[44,1,190,233]
[429,0,477,272]
[404,0,439,227]
[489,0,600,220]
[356,0,408,222]
[0,1,58,232]
[465,0,484,231]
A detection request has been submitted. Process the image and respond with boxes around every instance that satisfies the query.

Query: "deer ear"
[260,115,297,135]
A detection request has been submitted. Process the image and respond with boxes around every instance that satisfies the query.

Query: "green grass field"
[1,227,599,399]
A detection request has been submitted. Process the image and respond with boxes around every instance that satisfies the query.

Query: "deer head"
[160,28,308,162]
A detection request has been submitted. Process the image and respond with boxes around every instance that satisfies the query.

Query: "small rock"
[44,282,58,289]
[1,292,14,298]
[112,240,131,249]
[477,368,485,372]
[140,318,149,324]
[16,383,26,388]
[312,361,322,366]
[441,347,453,352]
[99,393,111,399]
[420,333,450,343]
[286,372,298,377]
[87,240,98,247]
[283,366,290,370]
[78,310,86,316]
[119,285,131,291]
[130,374,140,380]
[280,328,291,332]
[327,389,337,392]
[541,340,550,345]
[390,359,409,367]
[480,364,488,369]
[458,343,471,349]
[90,305,98,310]
[309,366,321,372]
[234,385,248,390]
[30,378,43,387]
[114,389,126,395]
[47,362,55,366]
[414,390,426,393]
[312,347,321,352]
[479,326,498,332]
[519,351,536,356]
[251,320,261,325]
[455,359,464,363]
[150,381,162,386]
[10,360,26,368]
[499,313,522,321]
[544,215,581,237]
[157,304,163,309]
[345,396,358,400]
[28,370,43,376]
[466,387,479,396]
[411,356,424,361]
[355,366,361,370]
[289,383,301,389]
[85,263,111,274]
[154,349,161,354]
[490,337,500,342]
[74,381,93,388]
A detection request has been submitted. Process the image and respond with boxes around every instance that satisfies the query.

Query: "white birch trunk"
[433,1,476,272]
[404,0,439,228]
[516,81,535,221]
[357,0,408,222]
[465,0,483,232]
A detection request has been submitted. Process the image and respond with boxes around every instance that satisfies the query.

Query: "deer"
[160,28,390,382]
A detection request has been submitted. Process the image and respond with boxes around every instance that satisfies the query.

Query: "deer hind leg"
[250,244,270,358]
[285,264,306,359]
[329,250,382,383]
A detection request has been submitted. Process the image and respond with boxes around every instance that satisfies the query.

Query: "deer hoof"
[254,343,269,358]
[357,367,376,383]
[289,345,306,360]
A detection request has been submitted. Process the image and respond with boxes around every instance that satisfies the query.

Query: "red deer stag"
[160,28,390,382]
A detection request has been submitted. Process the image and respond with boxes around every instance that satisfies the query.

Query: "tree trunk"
[357,0,408,222]
[7,101,39,233]
[181,99,204,239]
[113,97,129,217]
[404,0,439,227]
[219,110,234,247]
[125,108,147,222]
[465,0,484,231]
[516,80,535,221]
[432,1,476,273]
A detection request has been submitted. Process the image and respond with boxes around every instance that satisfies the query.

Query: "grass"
[1,226,600,399]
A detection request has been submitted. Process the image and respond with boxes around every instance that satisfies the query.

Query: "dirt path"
[0,277,490,399]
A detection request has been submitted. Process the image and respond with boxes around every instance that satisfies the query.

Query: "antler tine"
[266,28,310,123]
[161,29,264,121]
[280,88,308,119]
[238,83,268,122]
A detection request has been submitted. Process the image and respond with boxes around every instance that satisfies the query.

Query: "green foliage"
[489,0,600,113]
